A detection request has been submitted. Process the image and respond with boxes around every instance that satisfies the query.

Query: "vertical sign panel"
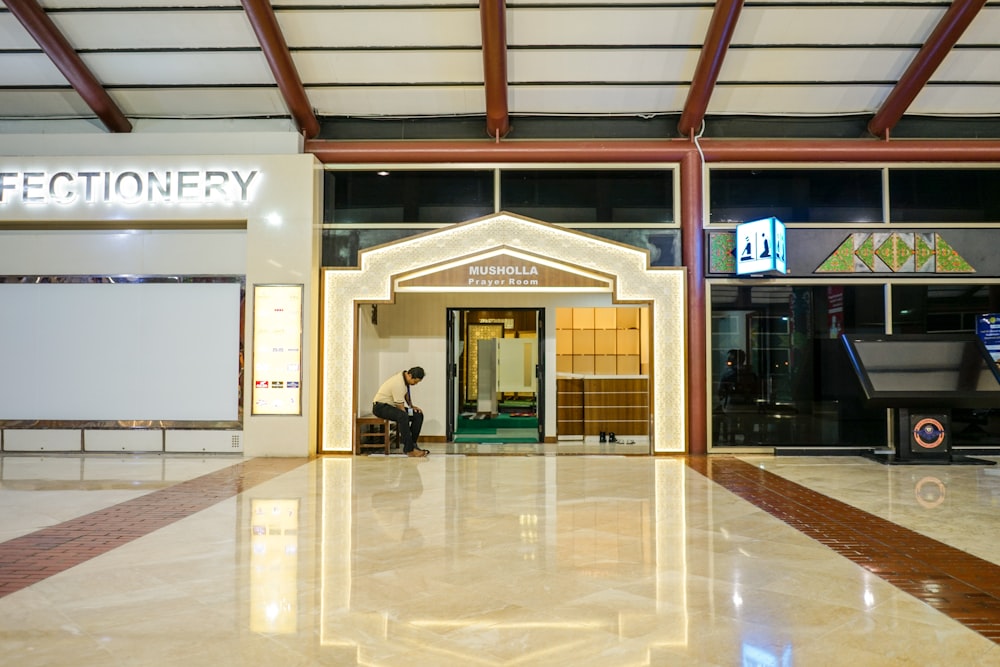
[252,284,303,415]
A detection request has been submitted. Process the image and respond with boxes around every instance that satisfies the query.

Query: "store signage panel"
[252,284,303,416]
[736,216,786,275]
[0,168,259,206]
[396,253,611,290]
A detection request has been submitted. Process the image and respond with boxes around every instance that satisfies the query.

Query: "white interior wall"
[365,291,619,438]
[0,144,319,457]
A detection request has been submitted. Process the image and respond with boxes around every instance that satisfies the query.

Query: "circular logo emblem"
[912,418,946,449]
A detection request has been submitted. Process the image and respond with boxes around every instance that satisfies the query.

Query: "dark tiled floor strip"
[0,457,305,598]
[688,456,1000,643]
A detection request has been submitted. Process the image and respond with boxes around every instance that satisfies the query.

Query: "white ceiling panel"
[509,50,700,83]
[307,86,486,117]
[719,49,919,82]
[39,0,242,7]
[708,84,893,116]
[508,7,711,46]
[0,89,95,117]
[932,50,1000,82]
[0,53,68,86]
[0,13,42,49]
[911,86,1000,115]
[48,10,259,50]
[112,88,287,118]
[273,0,473,6]
[509,85,690,115]
[956,7,1000,43]
[733,6,945,45]
[277,9,482,48]
[81,52,274,86]
[293,51,483,85]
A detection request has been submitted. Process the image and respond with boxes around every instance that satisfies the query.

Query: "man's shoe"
[406,449,427,457]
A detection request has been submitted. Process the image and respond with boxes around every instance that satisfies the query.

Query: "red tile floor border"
[0,457,306,599]
[688,455,1000,644]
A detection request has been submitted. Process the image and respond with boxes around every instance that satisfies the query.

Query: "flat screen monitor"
[841,334,1000,408]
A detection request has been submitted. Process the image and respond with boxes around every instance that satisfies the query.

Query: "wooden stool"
[355,415,393,455]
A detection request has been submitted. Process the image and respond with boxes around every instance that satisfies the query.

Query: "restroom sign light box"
[736,217,786,275]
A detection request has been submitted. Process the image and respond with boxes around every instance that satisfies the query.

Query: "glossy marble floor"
[1,451,999,666]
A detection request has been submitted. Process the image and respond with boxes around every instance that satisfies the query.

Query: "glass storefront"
[711,284,886,448]
[711,282,1000,449]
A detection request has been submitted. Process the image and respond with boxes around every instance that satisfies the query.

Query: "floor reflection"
[1,454,997,665]
[318,457,690,664]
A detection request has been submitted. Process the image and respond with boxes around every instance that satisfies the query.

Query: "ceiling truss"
[0,0,997,147]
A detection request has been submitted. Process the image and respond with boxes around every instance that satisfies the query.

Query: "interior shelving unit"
[555,307,650,438]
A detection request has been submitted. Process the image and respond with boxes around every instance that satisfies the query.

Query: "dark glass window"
[889,169,1000,223]
[709,169,883,224]
[711,284,886,448]
[581,229,680,267]
[321,229,427,267]
[500,170,673,223]
[891,284,1000,447]
[325,170,493,224]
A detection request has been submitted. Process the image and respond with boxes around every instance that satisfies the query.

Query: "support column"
[680,150,707,454]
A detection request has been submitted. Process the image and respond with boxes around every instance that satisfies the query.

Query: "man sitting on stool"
[373,366,428,457]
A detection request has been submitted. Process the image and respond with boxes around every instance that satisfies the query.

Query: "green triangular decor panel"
[815,235,856,272]
[856,234,876,271]
[934,235,975,273]
[914,234,934,272]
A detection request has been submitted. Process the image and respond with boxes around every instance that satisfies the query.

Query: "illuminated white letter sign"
[0,168,260,206]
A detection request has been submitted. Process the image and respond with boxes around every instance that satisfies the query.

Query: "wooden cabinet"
[557,378,584,436]
[583,378,649,436]
[555,306,651,438]
[556,377,649,437]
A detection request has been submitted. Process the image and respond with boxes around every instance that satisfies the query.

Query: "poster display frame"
[252,283,304,416]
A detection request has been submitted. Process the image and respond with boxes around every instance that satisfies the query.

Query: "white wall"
[0,140,319,457]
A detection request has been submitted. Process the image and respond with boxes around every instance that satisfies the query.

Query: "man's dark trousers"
[372,402,424,452]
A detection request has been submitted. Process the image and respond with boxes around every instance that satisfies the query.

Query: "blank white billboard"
[0,281,241,421]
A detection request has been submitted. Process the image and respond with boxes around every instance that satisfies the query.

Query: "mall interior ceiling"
[1,0,999,143]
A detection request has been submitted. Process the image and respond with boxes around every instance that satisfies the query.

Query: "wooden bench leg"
[355,416,391,455]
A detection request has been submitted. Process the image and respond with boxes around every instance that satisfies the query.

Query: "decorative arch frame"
[321,212,686,454]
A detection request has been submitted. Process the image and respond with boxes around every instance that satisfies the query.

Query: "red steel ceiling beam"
[4,0,131,133]
[241,0,320,139]
[868,0,988,140]
[480,0,511,139]
[677,0,744,138]
[306,138,1000,164]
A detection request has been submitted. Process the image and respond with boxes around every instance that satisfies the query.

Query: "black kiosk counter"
[841,334,999,465]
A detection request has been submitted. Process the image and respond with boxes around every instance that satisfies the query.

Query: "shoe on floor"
[406,449,428,457]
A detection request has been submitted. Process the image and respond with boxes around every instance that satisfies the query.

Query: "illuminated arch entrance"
[320,213,686,454]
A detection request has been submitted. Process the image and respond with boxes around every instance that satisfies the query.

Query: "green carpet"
[457,414,538,433]
[455,414,539,443]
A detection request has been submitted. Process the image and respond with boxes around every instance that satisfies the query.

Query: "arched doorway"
[320,213,686,454]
